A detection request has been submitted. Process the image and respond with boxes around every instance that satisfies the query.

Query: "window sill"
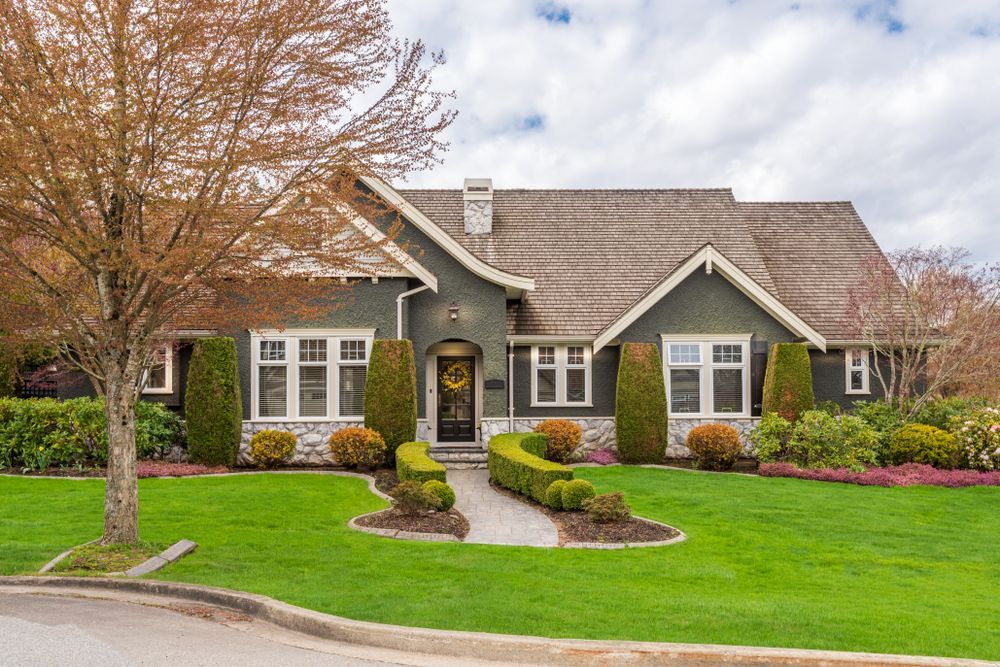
[668,413,752,420]
[529,402,594,409]
[249,416,365,423]
[142,389,173,395]
[845,390,871,395]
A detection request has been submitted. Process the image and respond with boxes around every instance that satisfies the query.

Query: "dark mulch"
[373,468,399,494]
[355,507,469,539]
[489,479,679,546]
[663,457,759,474]
[1,467,105,477]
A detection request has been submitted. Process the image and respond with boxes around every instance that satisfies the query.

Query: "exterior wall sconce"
[448,302,460,321]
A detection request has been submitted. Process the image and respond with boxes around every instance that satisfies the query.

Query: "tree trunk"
[102,368,139,545]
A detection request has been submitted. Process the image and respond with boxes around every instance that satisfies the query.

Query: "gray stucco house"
[88,174,887,464]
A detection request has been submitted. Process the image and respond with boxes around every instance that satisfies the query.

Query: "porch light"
[448,302,460,321]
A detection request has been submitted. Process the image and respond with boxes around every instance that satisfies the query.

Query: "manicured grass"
[1,468,998,660]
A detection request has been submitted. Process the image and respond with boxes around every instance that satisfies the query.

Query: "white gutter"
[396,285,430,339]
[508,339,515,433]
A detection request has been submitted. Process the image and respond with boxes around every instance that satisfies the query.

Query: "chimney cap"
[463,177,493,200]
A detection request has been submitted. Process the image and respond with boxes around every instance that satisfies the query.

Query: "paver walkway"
[449,469,558,547]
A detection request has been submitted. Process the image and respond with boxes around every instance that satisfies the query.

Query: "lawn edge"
[0,576,989,667]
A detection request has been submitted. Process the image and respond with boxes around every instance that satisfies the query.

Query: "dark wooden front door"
[437,356,475,442]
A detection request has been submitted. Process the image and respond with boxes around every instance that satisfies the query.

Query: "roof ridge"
[739,200,856,206]
[397,187,736,194]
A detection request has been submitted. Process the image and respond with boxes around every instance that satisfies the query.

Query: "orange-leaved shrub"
[533,419,582,463]
[249,429,296,469]
[328,426,386,469]
[685,423,743,471]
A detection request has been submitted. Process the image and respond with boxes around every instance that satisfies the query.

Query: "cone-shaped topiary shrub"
[185,337,242,466]
[761,343,815,422]
[364,339,417,465]
[615,342,668,464]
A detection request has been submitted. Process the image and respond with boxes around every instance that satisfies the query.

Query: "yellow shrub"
[328,426,387,469]
[533,419,583,463]
[685,423,743,471]
[248,429,296,469]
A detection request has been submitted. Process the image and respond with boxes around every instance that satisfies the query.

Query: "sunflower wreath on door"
[440,360,472,392]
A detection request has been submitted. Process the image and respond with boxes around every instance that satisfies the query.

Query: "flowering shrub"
[584,448,618,465]
[759,462,1000,488]
[749,410,878,469]
[532,419,582,463]
[249,429,297,469]
[136,461,227,477]
[328,426,387,469]
[685,424,743,471]
[950,407,1000,471]
[914,396,988,431]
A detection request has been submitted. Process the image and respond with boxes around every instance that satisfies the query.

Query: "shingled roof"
[396,188,883,340]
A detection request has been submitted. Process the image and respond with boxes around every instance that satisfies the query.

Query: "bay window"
[662,336,750,417]
[252,330,373,420]
[532,344,591,406]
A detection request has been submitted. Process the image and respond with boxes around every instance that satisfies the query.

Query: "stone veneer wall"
[481,416,760,460]
[240,421,361,466]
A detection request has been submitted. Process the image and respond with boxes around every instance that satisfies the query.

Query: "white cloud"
[385,0,1000,261]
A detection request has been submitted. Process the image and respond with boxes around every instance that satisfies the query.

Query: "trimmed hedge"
[889,423,960,469]
[761,343,815,422]
[615,342,668,464]
[396,441,446,484]
[488,432,573,503]
[185,337,242,466]
[364,339,417,465]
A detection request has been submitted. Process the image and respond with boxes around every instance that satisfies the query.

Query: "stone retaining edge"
[563,517,688,549]
[347,511,460,543]
[0,576,988,667]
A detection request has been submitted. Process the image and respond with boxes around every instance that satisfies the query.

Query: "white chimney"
[463,178,493,235]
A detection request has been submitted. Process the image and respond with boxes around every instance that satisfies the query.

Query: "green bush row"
[0,397,183,470]
[395,441,446,484]
[487,432,573,503]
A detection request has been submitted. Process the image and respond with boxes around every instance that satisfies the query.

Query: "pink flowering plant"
[760,462,1000,488]
[950,407,1000,471]
[584,448,618,465]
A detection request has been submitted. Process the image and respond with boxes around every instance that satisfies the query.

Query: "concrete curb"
[0,576,989,667]
[563,517,688,549]
[347,511,461,543]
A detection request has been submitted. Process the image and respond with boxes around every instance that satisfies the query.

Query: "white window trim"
[661,334,751,418]
[250,330,374,422]
[530,344,593,407]
[845,347,871,395]
[142,344,173,395]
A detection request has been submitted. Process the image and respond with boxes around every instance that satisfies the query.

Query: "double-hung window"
[252,331,372,420]
[532,345,591,406]
[845,347,870,394]
[662,336,749,417]
[142,344,173,395]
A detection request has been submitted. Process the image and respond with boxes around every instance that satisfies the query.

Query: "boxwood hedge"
[396,441,446,484]
[487,432,573,503]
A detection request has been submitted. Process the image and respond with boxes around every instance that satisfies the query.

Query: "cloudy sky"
[385,0,1000,262]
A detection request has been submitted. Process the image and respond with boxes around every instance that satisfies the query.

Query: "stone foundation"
[240,421,361,466]
[481,416,760,460]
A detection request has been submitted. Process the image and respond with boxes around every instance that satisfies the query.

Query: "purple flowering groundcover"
[759,462,1000,488]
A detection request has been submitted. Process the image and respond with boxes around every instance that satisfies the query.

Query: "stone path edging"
[0,577,989,667]
[347,511,460,543]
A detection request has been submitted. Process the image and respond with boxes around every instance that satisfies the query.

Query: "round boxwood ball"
[545,479,568,509]
[422,479,456,511]
[561,479,596,510]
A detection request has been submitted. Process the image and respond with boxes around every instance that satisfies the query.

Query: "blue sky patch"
[518,114,545,131]
[855,1,906,34]
[537,2,571,24]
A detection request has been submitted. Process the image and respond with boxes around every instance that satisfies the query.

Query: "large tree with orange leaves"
[0,0,454,544]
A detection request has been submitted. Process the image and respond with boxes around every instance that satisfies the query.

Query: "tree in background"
[364,339,417,465]
[848,246,1000,416]
[0,0,454,544]
[615,342,668,464]
[761,343,815,422]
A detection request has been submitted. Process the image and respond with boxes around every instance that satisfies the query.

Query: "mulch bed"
[355,507,470,539]
[1,467,105,477]
[488,480,679,546]
[372,468,399,494]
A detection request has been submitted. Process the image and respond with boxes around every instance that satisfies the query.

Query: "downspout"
[396,285,430,339]
[508,339,515,433]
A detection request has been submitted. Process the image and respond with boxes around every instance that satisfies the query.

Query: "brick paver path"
[449,469,558,547]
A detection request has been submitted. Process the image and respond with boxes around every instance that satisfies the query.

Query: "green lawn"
[1,468,998,660]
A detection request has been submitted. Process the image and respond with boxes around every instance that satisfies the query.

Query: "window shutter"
[750,340,768,417]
